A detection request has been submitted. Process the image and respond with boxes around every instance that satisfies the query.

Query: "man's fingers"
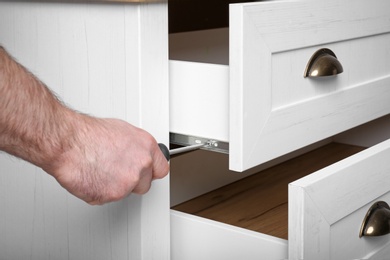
[132,168,153,194]
[152,144,170,180]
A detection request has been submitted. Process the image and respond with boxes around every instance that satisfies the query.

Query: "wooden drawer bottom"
[172,143,365,240]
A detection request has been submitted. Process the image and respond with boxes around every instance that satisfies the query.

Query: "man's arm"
[0,46,169,205]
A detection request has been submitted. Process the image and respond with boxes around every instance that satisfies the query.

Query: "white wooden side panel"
[131,4,170,260]
[169,28,230,142]
[0,2,169,259]
[229,0,390,171]
[169,60,229,142]
[289,139,390,259]
[171,210,288,260]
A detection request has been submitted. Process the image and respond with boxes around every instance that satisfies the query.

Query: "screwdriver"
[158,143,207,161]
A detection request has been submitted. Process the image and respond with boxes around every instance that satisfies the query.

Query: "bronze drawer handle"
[304,48,344,78]
[359,201,390,237]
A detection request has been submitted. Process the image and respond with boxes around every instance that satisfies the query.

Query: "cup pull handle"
[304,48,344,78]
[359,201,390,238]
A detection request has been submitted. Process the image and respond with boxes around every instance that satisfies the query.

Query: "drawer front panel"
[229,0,390,171]
[171,210,288,260]
[272,34,390,109]
[289,139,390,259]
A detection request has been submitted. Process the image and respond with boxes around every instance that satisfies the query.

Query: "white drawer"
[169,0,390,171]
[171,117,390,260]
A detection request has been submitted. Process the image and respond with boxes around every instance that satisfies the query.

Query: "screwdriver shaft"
[169,143,206,155]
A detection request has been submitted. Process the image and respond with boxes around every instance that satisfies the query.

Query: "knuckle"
[133,183,151,195]
[109,191,126,202]
[130,170,142,185]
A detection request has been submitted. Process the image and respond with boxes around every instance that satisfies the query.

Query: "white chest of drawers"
[170,0,390,172]
[169,0,390,259]
[1,0,390,259]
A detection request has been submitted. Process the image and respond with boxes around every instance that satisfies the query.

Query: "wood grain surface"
[172,143,365,239]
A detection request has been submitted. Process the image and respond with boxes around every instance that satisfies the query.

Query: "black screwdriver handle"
[158,143,170,161]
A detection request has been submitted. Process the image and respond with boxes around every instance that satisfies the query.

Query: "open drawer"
[171,116,390,259]
[169,0,390,171]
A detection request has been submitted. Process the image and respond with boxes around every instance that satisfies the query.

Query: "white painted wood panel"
[0,1,169,259]
[171,210,288,260]
[229,0,390,171]
[169,60,229,142]
[272,34,390,109]
[289,139,390,259]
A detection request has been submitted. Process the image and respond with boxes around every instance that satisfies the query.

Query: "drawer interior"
[172,142,365,239]
[169,0,259,33]
[170,28,228,65]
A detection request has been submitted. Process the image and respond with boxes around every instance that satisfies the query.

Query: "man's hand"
[0,46,169,205]
[46,115,169,205]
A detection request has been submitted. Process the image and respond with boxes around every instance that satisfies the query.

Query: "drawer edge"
[171,210,288,260]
